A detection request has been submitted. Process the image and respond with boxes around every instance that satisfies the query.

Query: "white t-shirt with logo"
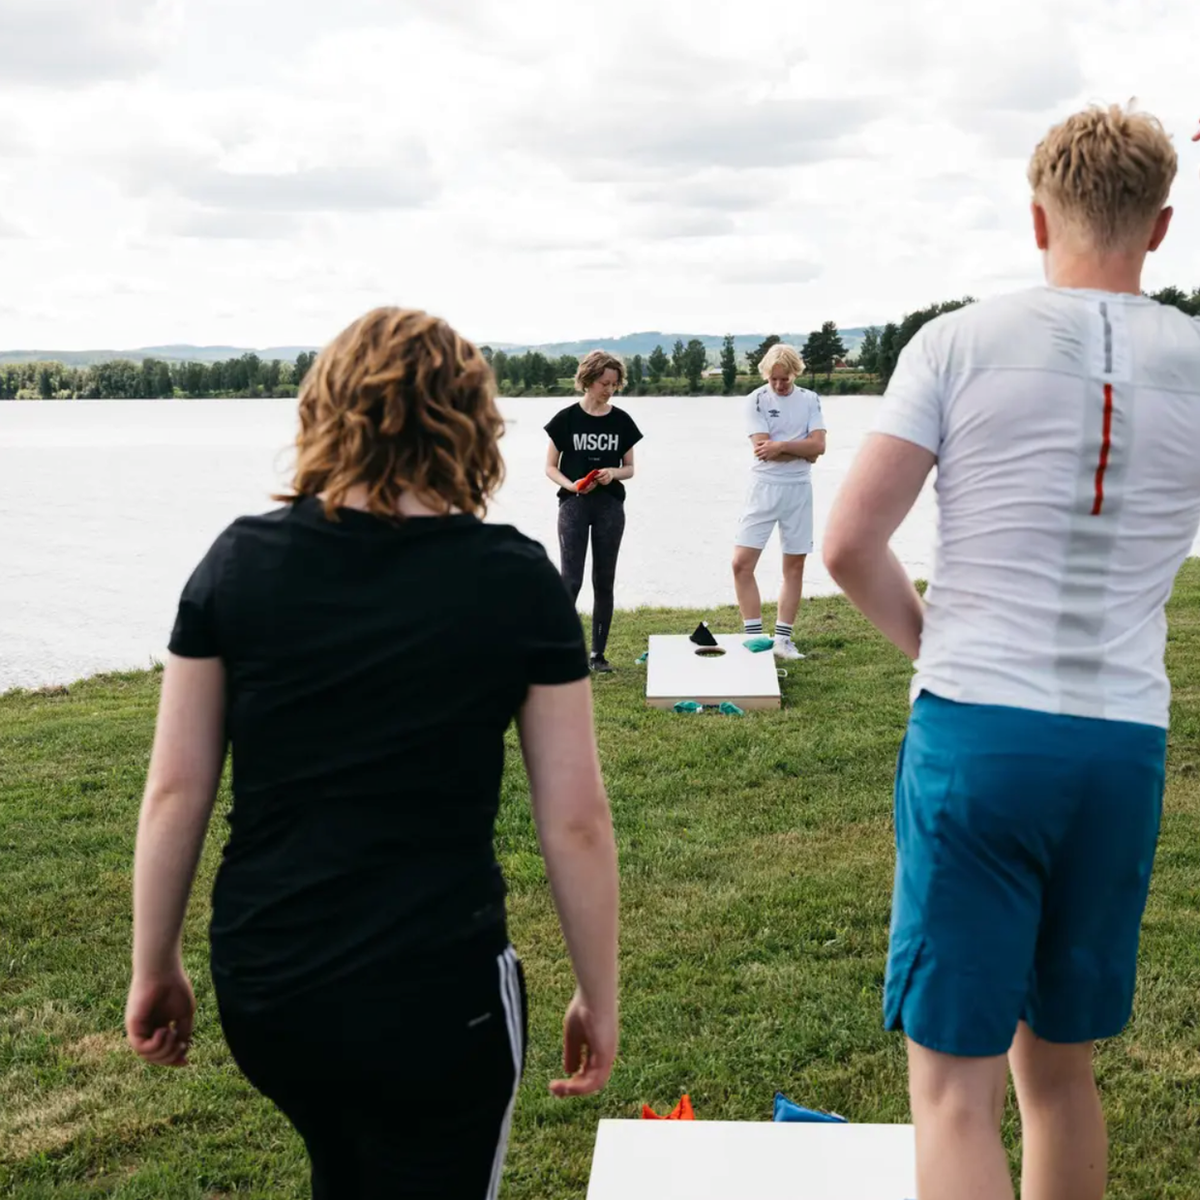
[872,285,1200,729]
[744,383,826,481]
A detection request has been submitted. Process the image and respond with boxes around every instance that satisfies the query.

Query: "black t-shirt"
[545,403,643,502]
[167,497,588,1012]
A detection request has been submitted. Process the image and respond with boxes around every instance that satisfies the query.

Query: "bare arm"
[782,432,820,458]
[596,448,635,486]
[780,429,826,459]
[545,440,577,491]
[126,653,226,1067]
[519,678,619,1093]
[823,432,936,660]
[132,654,226,976]
[753,429,826,463]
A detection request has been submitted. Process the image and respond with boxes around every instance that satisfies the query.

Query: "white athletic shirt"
[744,383,826,481]
[872,285,1200,729]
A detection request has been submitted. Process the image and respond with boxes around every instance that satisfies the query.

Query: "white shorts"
[734,478,814,556]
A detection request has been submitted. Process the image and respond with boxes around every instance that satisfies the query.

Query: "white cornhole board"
[586,1119,916,1200]
[645,634,781,710]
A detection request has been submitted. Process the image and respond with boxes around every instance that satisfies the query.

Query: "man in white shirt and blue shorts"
[732,344,827,659]
[824,103,1200,1200]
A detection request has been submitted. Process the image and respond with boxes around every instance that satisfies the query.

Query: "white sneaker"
[773,637,806,660]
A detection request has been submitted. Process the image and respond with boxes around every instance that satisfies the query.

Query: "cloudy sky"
[2,0,1198,351]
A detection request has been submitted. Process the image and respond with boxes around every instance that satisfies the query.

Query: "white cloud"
[0,122,30,155]
[74,93,441,215]
[475,229,610,254]
[951,43,1084,115]
[0,299,58,324]
[630,210,738,240]
[629,176,779,213]
[3,0,1200,352]
[153,207,306,241]
[518,97,886,179]
[0,0,180,88]
[718,258,825,286]
[179,162,437,214]
[573,252,629,273]
[969,111,1073,161]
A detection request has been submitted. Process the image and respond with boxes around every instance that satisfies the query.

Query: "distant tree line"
[853,285,1200,387]
[0,351,318,400]
[482,337,717,395]
[6,286,1196,401]
[482,333,871,397]
[851,298,978,388]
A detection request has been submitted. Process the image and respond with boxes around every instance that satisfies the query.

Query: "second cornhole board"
[645,634,781,711]
[585,1119,916,1200]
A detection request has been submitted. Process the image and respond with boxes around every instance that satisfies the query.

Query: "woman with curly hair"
[544,350,643,672]
[125,308,620,1197]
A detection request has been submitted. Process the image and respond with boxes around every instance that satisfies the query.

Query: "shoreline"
[1,387,884,404]
[6,559,1199,698]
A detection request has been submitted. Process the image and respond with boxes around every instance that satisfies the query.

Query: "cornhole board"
[645,634,781,711]
[586,1120,916,1200]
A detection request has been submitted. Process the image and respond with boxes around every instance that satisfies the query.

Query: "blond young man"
[732,343,826,659]
[825,104,1200,1200]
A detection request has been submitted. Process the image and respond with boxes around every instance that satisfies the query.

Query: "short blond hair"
[1027,101,1177,250]
[760,343,804,380]
[575,350,626,392]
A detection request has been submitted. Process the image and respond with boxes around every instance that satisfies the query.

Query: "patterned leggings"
[557,491,626,656]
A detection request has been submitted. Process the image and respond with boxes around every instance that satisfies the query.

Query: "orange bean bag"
[642,1094,695,1120]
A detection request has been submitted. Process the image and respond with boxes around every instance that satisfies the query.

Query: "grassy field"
[2,562,1199,1198]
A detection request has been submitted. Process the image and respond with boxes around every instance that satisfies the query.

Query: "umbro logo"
[767,409,780,417]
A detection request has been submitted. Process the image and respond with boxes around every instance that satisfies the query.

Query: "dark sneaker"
[590,654,614,673]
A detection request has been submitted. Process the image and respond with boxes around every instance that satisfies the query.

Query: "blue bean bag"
[773,1092,848,1123]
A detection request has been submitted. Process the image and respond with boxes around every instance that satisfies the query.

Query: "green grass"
[3,562,1199,1198]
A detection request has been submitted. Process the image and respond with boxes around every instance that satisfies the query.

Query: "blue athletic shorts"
[884,690,1166,1057]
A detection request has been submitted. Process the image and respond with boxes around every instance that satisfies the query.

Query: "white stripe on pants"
[486,946,525,1200]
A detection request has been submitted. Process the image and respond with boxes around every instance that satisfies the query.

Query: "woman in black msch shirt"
[125,307,620,1198]
[545,350,643,673]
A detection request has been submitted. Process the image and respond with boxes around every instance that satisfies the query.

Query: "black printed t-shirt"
[167,497,588,1012]
[545,403,643,502]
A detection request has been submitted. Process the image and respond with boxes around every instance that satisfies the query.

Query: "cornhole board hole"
[586,1119,916,1200]
[645,634,781,711]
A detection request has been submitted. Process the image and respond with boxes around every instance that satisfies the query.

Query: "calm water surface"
[1,394,950,690]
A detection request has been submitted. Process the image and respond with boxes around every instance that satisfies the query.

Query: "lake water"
[9,391,1177,694]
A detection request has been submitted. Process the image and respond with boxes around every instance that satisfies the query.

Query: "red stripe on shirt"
[1092,382,1114,516]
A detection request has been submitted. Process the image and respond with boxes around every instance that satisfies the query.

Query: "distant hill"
[0,345,320,367]
[0,328,873,368]
[484,329,872,359]
[137,345,320,363]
